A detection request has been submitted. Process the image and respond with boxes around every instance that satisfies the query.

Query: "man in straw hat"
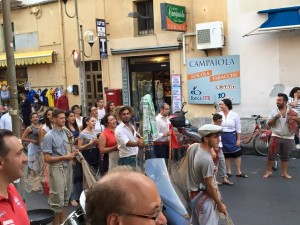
[184,124,227,225]
[115,106,144,168]
[85,166,167,225]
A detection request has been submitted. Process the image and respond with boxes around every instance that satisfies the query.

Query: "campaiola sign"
[160,3,187,32]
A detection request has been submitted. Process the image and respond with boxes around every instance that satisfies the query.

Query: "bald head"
[86,167,161,225]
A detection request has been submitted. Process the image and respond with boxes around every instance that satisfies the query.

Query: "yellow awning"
[0,50,55,67]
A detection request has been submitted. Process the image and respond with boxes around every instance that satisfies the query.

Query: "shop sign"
[96,19,108,59]
[160,3,187,32]
[171,74,182,112]
[187,55,241,104]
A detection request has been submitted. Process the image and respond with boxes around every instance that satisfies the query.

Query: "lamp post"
[62,0,96,116]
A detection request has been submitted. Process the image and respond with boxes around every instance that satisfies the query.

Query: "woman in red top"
[98,114,118,171]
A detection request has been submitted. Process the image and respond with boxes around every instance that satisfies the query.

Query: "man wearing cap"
[115,106,144,168]
[184,124,227,225]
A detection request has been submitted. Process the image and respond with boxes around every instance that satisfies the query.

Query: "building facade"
[0,0,299,119]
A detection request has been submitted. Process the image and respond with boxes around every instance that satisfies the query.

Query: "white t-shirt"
[98,108,106,120]
[0,113,12,131]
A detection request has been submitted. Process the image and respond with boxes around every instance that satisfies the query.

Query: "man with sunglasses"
[185,124,227,225]
[85,167,167,225]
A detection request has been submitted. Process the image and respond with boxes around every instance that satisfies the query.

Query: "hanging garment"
[46,88,55,107]
[40,88,49,106]
[28,89,36,104]
[141,94,159,144]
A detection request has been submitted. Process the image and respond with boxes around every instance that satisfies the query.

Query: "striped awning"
[0,50,56,67]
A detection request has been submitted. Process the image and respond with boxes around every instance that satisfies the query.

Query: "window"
[136,0,154,35]
[1,22,16,51]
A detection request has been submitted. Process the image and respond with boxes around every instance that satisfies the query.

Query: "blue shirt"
[41,128,70,167]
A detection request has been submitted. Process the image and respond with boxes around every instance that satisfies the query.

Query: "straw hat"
[114,105,134,121]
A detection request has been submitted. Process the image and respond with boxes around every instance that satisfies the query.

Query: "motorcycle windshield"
[145,159,188,217]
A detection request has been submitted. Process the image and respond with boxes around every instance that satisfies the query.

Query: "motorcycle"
[169,102,201,151]
[145,158,206,225]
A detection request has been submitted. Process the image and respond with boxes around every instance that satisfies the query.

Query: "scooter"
[145,158,206,225]
[169,102,202,145]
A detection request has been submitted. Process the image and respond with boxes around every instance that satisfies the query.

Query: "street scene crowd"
[0,86,300,225]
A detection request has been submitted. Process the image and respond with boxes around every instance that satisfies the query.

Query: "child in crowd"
[211,113,233,186]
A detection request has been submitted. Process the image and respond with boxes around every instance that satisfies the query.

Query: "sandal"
[236,173,248,178]
[226,173,232,178]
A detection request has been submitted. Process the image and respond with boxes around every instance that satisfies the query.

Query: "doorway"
[129,55,170,121]
[85,60,103,107]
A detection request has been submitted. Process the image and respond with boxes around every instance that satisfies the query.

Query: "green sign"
[161,3,187,32]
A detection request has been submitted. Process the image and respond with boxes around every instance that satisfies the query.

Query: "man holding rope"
[41,109,78,225]
[182,124,227,225]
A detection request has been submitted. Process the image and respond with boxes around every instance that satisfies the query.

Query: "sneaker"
[296,144,300,149]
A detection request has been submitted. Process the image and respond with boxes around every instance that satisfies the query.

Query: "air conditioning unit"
[196,21,224,50]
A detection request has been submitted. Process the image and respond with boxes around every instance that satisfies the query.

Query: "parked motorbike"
[169,102,201,147]
[145,158,206,225]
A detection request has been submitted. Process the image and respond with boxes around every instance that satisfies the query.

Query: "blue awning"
[257,6,300,31]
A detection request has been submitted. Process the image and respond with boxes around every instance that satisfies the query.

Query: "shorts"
[48,162,73,213]
[268,136,294,162]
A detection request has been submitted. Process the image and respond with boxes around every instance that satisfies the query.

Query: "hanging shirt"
[0,184,30,225]
[41,88,49,106]
[46,89,54,107]
[28,89,36,104]
[36,89,43,102]
[56,95,69,111]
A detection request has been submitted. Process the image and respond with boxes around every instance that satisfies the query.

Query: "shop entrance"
[85,60,103,107]
[129,55,170,121]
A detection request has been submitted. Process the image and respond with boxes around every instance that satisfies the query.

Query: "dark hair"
[212,113,222,121]
[101,114,115,127]
[88,106,97,114]
[71,104,80,111]
[105,101,115,114]
[33,94,39,99]
[278,93,288,103]
[289,87,300,98]
[30,112,39,120]
[118,106,132,116]
[0,129,15,158]
[86,168,136,225]
[52,108,65,118]
[43,108,54,130]
[97,98,104,102]
[222,99,233,110]
[65,110,79,132]
[82,116,93,130]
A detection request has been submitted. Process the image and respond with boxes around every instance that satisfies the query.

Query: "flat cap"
[198,124,222,137]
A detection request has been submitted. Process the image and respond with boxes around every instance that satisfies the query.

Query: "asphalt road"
[23,155,300,225]
[219,155,300,225]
